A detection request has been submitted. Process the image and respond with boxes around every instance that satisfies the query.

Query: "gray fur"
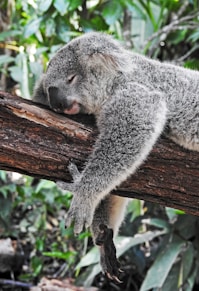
[33,32,199,242]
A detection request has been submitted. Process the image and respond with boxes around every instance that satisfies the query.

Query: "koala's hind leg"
[91,195,128,282]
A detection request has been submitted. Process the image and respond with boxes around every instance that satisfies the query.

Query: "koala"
[33,32,199,281]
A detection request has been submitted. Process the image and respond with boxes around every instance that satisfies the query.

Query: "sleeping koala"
[33,32,199,281]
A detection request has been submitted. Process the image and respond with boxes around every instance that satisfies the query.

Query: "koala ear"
[88,53,122,71]
[89,53,119,71]
[87,50,130,73]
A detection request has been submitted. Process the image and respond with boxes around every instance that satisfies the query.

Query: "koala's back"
[129,53,199,151]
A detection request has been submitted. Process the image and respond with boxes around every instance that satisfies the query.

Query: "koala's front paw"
[96,224,123,283]
[65,197,94,234]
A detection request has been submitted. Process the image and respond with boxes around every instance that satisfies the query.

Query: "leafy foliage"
[0,172,90,280]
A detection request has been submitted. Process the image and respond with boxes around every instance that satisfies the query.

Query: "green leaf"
[9,66,23,83]
[36,237,45,252]
[0,191,13,220]
[102,0,123,25]
[188,30,199,43]
[82,264,102,287]
[56,19,71,42]
[166,207,182,222]
[181,243,194,282]
[0,30,21,41]
[186,268,197,291]
[0,55,14,66]
[10,52,31,99]
[0,184,16,198]
[29,62,43,79]
[35,180,55,193]
[76,246,99,269]
[45,18,56,37]
[140,238,185,291]
[37,0,53,13]
[0,171,7,182]
[175,215,197,240]
[31,256,43,276]
[43,250,76,260]
[116,229,168,258]
[161,243,194,291]
[127,199,142,222]
[169,30,187,45]
[23,18,43,38]
[161,262,181,291]
[89,15,108,31]
[184,59,199,71]
[124,0,147,20]
[54,0,69,15]
[142,218,170,230]
[69,0,82,11]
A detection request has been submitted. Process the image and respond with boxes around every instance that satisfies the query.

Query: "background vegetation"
[0,0,199,290]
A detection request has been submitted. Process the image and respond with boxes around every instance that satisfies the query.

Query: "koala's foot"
[96,224,123,283]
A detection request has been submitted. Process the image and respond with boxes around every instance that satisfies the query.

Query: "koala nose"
[48,86,67,112]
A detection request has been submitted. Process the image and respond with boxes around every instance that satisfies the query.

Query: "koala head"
[33,32,129,115]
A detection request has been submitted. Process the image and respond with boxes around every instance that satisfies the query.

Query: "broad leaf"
[37,0,53,13]
[0,55,14,66]
[102,1,123,25]
[35,180,55,193]
[24,18,43,38]
[69,0,82,11]
[54,0,69,15]
[140,238,185,291]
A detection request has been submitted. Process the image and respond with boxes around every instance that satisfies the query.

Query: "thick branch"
[0,91,198,215]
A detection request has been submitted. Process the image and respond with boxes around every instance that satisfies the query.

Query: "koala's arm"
[32,75,48,106]
[66,85,167,234]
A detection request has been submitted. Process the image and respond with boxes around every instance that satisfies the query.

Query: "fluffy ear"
[32,74,48,106]
[76,32,131,73]
[86,50,131,73]
[89,53,120,71]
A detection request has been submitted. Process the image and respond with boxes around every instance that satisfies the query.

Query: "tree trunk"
[0,91,199,215]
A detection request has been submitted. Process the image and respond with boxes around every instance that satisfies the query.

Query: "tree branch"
[143,10,199,56]
[0,91,198,215]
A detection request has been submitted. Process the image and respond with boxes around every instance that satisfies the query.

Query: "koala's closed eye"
[67,74,77,84]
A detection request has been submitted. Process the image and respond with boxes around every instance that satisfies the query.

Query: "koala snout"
[48,86,69,112]
[48,86,80,115]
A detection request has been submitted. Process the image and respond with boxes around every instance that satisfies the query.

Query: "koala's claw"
[96,224,123,284]
[65,213,91,234]
[65,199,94,234]
[56,163,80,192]
[68,162,80,181]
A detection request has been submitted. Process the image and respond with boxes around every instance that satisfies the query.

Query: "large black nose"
[48,86,66,112]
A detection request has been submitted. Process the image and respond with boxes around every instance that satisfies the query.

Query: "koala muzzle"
[48,86,67,111]
[48,86,80,115]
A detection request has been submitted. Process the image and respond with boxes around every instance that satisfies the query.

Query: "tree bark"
[0,91,199,215]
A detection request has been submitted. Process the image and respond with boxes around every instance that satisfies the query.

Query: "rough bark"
[0,91,199,215]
